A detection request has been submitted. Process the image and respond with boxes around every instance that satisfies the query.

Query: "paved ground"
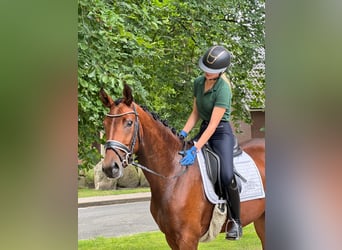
[78,200,159,240]
[78,192,158,240]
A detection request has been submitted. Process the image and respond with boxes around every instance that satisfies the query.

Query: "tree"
[78,0,265,169]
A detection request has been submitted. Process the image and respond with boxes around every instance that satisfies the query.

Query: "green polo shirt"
[193,76,232,121]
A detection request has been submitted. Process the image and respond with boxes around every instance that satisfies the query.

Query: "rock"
[117,165,140,188]
[78,176,87,188]
[78,169,86,176]
[137,168,150,187]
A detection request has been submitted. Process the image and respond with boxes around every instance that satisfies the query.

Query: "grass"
[78,187,151,198]
[78,224,261,250]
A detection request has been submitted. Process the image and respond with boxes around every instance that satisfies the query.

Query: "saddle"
[201,136,244,198]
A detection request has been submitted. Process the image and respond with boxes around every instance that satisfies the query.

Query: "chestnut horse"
[100,84,265,250]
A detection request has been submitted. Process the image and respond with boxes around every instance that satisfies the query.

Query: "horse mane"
[140,105,178,135]
[114,98,178,136]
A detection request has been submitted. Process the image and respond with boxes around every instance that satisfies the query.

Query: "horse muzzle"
[102,160,123,179]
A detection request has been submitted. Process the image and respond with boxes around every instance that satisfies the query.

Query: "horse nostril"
[102,166,105,172]
[114,162,119,169]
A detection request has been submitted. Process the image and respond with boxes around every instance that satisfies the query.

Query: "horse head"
[99,84,140,178]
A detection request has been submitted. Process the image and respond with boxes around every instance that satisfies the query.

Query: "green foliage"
[83,169,94,187]
[78,0,265,169]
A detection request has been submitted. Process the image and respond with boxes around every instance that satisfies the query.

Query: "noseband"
[104,104,139,167]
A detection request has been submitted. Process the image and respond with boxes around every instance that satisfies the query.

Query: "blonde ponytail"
[221,73,233,93]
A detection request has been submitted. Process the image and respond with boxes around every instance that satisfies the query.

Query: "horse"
[99,84,266,250]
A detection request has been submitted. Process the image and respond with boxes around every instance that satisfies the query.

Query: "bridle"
[104,104,188,179]
[104,104,140,167]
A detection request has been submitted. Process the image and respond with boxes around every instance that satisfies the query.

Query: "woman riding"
[179,45,242,240]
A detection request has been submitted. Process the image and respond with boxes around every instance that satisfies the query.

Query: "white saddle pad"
[197,149,265,204]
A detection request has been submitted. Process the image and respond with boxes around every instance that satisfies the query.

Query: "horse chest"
[151,197,179,222]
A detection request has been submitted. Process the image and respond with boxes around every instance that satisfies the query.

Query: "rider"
[178,45,242,240]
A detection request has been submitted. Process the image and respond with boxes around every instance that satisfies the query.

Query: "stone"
[137,168,150,187]
[117,165,140,188]
[78,176,87,188]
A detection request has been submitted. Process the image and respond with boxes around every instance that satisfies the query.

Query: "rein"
[131,161,189,180]
[104,104,188,179]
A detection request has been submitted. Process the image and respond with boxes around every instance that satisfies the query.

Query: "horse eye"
[126,120,133,127]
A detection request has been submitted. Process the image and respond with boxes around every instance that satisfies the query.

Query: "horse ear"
[123,83,133,106]
[99,88,114,108]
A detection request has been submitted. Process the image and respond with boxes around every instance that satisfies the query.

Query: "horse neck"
[136,108,182,180]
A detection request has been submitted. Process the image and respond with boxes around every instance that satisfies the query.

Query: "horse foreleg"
[253,212,265,250]
[165,232,200,250]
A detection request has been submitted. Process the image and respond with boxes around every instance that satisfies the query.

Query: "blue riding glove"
[178,130,188,141]
[180,146,197,166]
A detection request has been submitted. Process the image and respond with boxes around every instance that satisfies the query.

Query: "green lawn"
[78,187,150,198]
[78,224,261,250]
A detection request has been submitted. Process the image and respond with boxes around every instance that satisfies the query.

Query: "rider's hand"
[178,130,188,141]
[180,146,197,166]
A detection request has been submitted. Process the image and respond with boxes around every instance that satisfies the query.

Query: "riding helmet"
[198,45,231,73]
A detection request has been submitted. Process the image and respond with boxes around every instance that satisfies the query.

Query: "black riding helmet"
[198,45,231,73]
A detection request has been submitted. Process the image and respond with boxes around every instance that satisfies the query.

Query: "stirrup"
[225,219,242,240]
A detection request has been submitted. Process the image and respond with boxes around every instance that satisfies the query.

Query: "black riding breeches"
[196,120,234,188]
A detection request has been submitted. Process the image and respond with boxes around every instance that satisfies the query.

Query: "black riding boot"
[225,179,243,240]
